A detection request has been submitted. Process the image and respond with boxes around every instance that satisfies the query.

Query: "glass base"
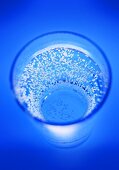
[41,86,88,125]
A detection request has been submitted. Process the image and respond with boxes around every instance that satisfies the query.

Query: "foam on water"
[14,44,107,124]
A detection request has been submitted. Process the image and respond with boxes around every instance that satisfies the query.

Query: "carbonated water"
[14,44,107,124]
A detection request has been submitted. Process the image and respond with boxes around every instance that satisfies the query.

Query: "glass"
[10,31,111,147]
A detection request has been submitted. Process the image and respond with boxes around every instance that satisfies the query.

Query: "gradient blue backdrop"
[0,0,119,169]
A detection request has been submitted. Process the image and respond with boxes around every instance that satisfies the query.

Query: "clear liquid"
[41,86,88,124]
[14,44,107,124]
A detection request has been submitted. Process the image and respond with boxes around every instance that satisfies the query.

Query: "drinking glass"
[10,31,111,147]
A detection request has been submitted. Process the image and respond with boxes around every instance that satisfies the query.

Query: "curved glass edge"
[9,31,112,126]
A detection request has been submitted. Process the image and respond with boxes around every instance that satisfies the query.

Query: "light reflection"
[42,119,94,147]
[44,124,78,138]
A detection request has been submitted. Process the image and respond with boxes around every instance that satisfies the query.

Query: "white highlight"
[45,124,78,138]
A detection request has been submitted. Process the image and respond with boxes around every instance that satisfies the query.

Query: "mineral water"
[14,44,107,125]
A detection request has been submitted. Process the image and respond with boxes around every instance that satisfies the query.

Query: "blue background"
[0,0,119,169]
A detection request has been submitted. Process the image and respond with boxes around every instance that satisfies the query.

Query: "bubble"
[13,44,108,124]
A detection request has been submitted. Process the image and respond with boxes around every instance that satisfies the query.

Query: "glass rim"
[10,31,112,126]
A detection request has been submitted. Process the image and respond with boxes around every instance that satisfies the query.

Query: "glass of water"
[10,31,111,147]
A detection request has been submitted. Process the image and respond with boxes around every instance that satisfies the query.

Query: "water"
[13,44,107,124]
[41,86,88,124]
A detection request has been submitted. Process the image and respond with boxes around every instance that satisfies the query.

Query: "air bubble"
[14,44,108,124]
